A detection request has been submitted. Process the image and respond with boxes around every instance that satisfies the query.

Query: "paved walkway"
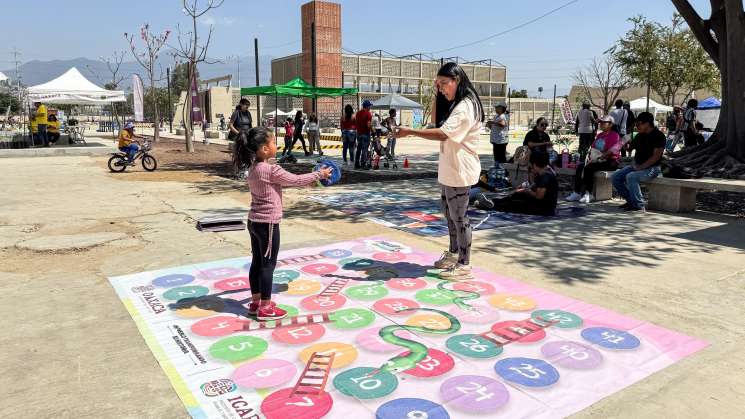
[0,155,743,418]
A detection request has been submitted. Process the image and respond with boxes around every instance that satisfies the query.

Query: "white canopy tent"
[0,72,8,83]
[266,109,292,117]
[28,67,126,104]
[629,97,673,116]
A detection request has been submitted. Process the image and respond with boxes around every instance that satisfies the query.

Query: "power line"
[426,0,581,55]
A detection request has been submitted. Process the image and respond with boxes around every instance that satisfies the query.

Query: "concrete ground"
[0,142,744,418]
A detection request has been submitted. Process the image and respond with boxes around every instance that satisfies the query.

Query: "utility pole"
[645,62,652,113]
[167,66,173,133]
[254,38,260,123]
[311,22,317,114]
[11,48,22,103]
[550,84,557,129]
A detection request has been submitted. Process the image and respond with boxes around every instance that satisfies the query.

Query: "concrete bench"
[502,163,745,213]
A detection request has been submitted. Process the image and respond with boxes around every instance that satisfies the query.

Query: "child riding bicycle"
[118,122,146,165]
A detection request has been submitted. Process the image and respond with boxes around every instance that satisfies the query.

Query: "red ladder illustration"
[241,312,332,332]
[318,279,349,297]
[276,253,325,267]
[290,352,335,397]
[479,316,558,347]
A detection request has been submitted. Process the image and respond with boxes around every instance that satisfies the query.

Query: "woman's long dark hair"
[236,98,250,111]
[233,126,272,171]
[344,104,354,121]
[294,110,303,123]
[434,62,485,127]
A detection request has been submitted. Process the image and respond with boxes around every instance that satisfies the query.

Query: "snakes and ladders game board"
[109,238,707,419]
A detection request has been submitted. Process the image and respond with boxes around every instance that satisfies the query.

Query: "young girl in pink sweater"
[233,127,332,320]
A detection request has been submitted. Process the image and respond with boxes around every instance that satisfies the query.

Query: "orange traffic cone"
[403,157,409,168]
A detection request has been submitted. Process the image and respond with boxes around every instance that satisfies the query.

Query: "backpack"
[612,109,627,134]
[484,164,511,190]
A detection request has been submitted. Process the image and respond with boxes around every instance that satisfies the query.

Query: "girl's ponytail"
[232,127,272,171]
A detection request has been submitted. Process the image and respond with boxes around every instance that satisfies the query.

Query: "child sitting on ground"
[234,127,332,320]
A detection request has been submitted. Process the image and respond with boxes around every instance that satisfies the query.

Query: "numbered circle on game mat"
[541,341,603,369]
[446,334,504,359]
[373,298,420,316]
[214,277,251,291]
[415,289,456,305]
[301,294,347,311]
[453,281,497,296]
[286,279,322,296]
[301,263,338,275]
[272,323,326,345]
[334,367,399,399]
[173,306,214,318]
[152,273,194,288]
[162,285,210,301]
[405,313,454,331]
[387,277,428,291]
[277,304,299,318]
[345,285,389,301]
[340,257,378,270]
[372,252,407,262]
[440,375,510,412]
[191,316,244,337]
[581,327,641,350]
[261,388,333,419]
[321,249,353,259]
[400,348,455,378]
[299,342,358,369]
[375,398,450,419]
[490,320,546,344]
[273,270,301,284]
[198,267,241,281]
[487,293,537,311]
[209,335,268,362]
[232,358,297,389]
[494,357,560,388]
[356,327,417,352]
[451,304,499,324]
[531,309,583,328]
[330,308,376,330]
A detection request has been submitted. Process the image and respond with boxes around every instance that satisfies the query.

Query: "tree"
[669,0,745,177]
[0,92,20,113]
[573,54,630,113]
[170,61,191,96]
[613,14,719,106]
[125,24,171,142]
[99,51,128,133]
[510,89,528,98]
[173,0,225,153]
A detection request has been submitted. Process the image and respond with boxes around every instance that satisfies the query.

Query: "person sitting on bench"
[612,111,665,212]
[476,151,558,216]
[565,115,621,203]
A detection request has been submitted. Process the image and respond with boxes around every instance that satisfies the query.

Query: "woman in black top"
[229,98,253,139]
[290,110,309,156]
[523,117,553,153]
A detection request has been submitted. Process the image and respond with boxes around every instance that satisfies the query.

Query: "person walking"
[290,111,309,156]
[621,102,636,157]
[397,62,483,280]
[682,98,700,147]
[32,102,49,147]
[488,103,509,163]
[575,102,597,161]
[305,113,322,156]
[340,104,356,165]
[354,100,373,169]
[609,99,628,139]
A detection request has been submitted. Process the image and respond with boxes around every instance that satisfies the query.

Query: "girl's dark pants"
[247,221,280,300]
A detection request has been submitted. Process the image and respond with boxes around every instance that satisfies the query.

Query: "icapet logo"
[200,379,237,397]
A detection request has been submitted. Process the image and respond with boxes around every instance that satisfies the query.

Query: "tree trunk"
[669,0,745,178]
[150,77,160,143]
[184,63,195,153]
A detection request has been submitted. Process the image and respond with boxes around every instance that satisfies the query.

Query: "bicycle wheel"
[108,155,127,172]
[142,155,158,171]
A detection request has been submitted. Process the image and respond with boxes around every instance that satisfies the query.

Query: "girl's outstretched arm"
[269,164,323,187]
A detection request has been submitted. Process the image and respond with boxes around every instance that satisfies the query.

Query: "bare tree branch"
[672,0,720,65]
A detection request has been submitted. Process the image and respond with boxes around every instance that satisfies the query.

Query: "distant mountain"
[1,55,275,90]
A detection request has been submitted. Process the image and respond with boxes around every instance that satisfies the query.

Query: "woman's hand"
[397,127,412,137]
[317,167,333,179]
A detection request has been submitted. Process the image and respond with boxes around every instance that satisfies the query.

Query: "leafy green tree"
[0,92,20,113]
[510,89,528,98]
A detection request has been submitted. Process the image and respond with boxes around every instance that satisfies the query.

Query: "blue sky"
[1,0,710,95]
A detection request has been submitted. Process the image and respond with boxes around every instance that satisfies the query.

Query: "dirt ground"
[1,148,745,418]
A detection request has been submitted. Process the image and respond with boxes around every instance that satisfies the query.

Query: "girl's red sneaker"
[257,304,287,321]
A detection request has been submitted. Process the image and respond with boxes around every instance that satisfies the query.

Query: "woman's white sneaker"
[439,264,474,281]
[580,192,593,204]
[565,192,581,202]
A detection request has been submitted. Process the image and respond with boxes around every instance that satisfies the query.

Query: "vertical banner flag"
[133,74,145,122]
[560,98,574,125]
[190,73,203,124]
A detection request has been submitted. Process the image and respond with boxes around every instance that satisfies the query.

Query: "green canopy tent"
[240,77,357,136]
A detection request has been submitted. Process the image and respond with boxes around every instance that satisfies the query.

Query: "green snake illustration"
[436,280,480,311]
[373,307,461,375]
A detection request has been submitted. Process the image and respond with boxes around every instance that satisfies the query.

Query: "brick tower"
[301,0,342,126]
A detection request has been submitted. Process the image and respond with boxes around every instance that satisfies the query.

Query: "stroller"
[367,126,398,170]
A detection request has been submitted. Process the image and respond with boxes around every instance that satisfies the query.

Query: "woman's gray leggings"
[441,185,472,265]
